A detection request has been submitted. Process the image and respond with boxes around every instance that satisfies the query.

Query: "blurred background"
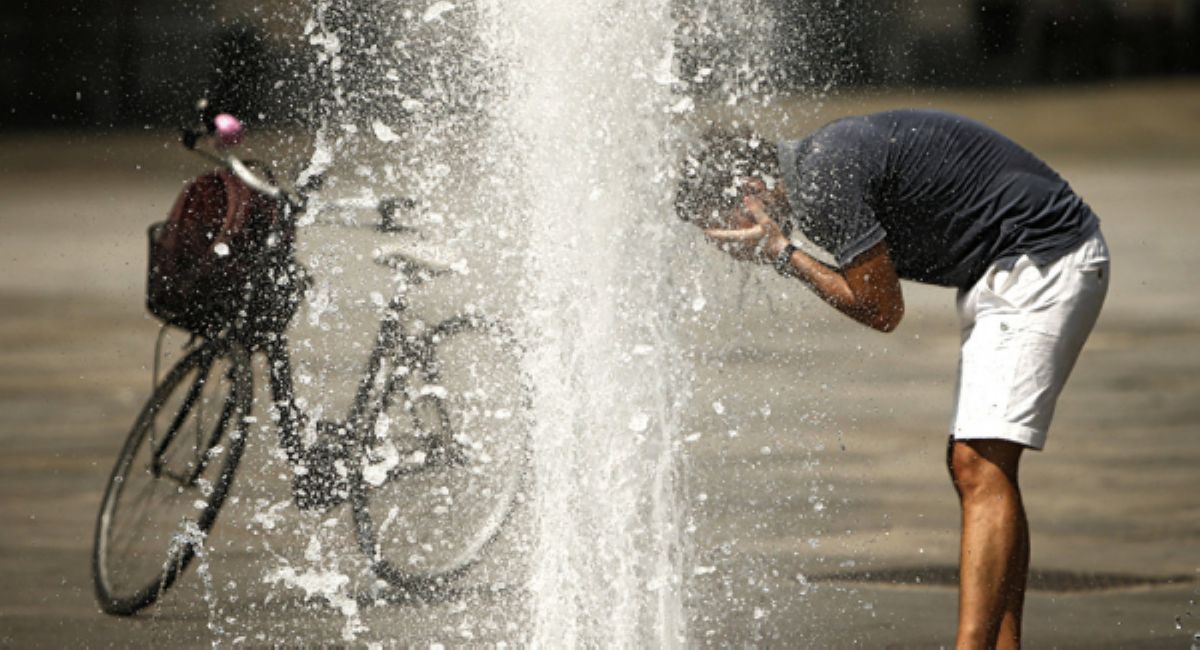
[3,0,1199,129]
[2,1,1198,647]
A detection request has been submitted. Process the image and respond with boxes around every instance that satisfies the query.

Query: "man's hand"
[703,195,790,263]
[694,182,904,333]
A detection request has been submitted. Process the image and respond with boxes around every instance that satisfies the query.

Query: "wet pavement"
[2,83,1199,646]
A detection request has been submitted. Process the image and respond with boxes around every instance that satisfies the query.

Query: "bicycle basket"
[146,168,303,343]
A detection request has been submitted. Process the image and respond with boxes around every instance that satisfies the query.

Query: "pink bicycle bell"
[213,113,245,147]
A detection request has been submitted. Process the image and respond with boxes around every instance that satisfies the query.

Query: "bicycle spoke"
[94,341,249,615]
[152,355,213,475]
[352,316,529,586]
[190,373,206,472]
[110,470,179,559]
[182,377,236,485]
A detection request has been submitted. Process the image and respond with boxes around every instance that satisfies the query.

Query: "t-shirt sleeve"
[779,128,887,267]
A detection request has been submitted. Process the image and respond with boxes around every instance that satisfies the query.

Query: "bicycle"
[92,112,530,616]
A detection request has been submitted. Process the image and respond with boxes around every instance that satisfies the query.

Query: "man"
[679,109,1109,649]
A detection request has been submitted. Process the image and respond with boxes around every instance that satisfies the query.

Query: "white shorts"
[951,231,1110,450]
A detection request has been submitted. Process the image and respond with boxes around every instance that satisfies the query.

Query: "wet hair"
[675,127,780,228]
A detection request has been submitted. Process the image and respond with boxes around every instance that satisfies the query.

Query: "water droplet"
[628,413,650,432]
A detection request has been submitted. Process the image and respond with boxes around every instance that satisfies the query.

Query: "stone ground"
[1,80,1198,647]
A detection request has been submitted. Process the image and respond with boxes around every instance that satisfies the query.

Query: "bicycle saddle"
[373,242,457,283]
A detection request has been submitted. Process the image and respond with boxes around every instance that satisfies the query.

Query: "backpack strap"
[212,170,256,256]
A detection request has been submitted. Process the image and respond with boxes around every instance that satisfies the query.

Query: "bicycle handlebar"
[212,113,244,147]
[227,156,283,199]
[180,115,322,213]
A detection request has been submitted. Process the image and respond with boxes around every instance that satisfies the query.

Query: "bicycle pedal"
[316,418,350,439]
[420,441,468,469]
[440,443,470,468]
[292,421,353,512]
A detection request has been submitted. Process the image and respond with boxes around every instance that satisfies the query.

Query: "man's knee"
[949,439,1024,499]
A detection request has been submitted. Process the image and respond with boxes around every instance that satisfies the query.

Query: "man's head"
[676,127,784,230]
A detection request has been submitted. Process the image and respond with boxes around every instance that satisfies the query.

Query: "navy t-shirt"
[778,109,1099,289]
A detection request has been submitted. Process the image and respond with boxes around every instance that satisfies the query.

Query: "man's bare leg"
[947,439,1028,649]
[997,501,1029,648]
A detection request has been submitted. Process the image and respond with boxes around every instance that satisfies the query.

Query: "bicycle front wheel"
[352,315,529,590]
[93,339,252,616]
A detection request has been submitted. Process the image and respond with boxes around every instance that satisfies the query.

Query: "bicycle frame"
[182,116,453,502]
[148,345,238,486]
[262,290,435,473]
[94,110,525,616]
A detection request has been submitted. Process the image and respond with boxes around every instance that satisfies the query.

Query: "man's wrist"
[774,242,798,275]
[762,233,790,261]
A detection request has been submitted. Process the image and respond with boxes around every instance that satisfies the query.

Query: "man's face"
[701,174,746,229]
[745,177,792,225]
[696,198,755,231]
[726,202,758,230]
[690,177,780,231]
[729,177,787,230]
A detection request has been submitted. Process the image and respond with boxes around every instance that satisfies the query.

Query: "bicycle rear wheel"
[93,338,252,616]
[351,315,529,590]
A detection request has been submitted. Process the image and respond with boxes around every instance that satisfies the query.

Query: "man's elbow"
[840,292,904,332]
[871,304,904,333]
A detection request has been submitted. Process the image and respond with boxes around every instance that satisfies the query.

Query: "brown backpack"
[147,168,303,343]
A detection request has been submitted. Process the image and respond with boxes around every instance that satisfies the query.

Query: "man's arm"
[769,238,905,333]
[704,195,904,333]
